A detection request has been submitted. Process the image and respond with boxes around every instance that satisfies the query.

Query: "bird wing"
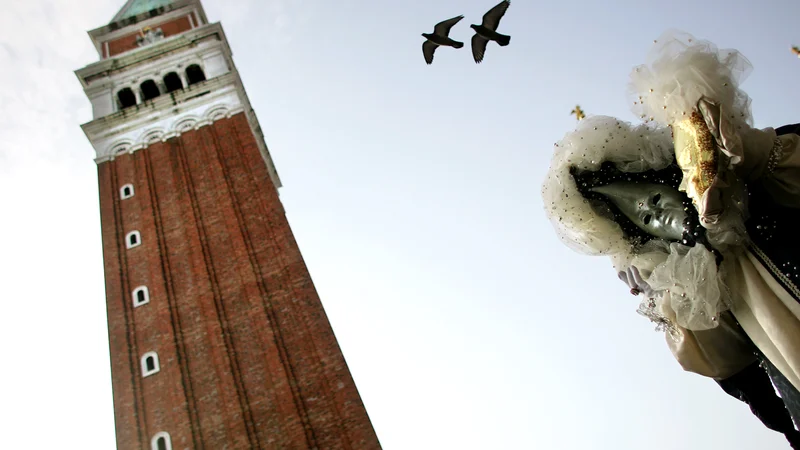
[471,34,489,64]
[433,15,464,37]
[422,40,437,64]
[481,0,510,30]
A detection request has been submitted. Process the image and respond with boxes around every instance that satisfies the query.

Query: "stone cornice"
[81,72,282,189]
[80,36,227,100]
[76,22,227,88]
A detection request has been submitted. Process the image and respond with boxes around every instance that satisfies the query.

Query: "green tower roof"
[112,0,174,22]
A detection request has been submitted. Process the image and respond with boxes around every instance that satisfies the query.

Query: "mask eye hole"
[643,214,652,225]
[652,193,661,205]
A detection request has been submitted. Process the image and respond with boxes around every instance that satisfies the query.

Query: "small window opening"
[142,351,160,377]
[126,231,141,249]
[151,432,172,450]
[163,72,183,93]
[117,88,136,109]
[140,80,160,101]
[120,184,134,199]
[186,64,206,85]
[132,286,149,307]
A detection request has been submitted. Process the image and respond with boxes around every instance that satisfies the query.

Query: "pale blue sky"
[0,0,798,448]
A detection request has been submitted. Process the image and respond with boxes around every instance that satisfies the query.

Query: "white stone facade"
[76,16,282,189]
[82,75,244,161]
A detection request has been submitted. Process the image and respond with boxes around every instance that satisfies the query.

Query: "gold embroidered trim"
[750,244,800,300]
[766,137,784,174]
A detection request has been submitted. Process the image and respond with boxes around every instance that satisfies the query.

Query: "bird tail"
[497,34,510,46]
[452,40,464,49]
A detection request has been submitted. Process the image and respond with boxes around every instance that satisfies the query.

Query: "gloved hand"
[618,266,656,298]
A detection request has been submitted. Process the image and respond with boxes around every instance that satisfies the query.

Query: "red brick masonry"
[107,16,193,57]
[98,112,381,449]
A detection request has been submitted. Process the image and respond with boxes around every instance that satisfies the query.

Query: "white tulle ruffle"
[541,116,673,259]
[628,29,753,131]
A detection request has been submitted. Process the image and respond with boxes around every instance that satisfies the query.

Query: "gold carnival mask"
[672,106,719,204]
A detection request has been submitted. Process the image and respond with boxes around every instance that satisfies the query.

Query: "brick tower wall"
[97,112,381,449]
[106,15,195,57]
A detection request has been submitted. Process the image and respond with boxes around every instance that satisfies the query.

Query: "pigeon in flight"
[421,15,465,65]
[470,0,511,64]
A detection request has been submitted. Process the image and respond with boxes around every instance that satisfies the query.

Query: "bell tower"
[74,1,381,449]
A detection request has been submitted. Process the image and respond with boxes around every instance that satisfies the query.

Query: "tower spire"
[112,0,174,23]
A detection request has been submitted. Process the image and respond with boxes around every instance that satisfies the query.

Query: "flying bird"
[421,15,465,65]
[470,0,511,64]
[571,105,585,121]
[793,46,800,58]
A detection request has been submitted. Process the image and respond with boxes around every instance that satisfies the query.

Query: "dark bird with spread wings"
[470,0,511,64]
[421,15,465,65]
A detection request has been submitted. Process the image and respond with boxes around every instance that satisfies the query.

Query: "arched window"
[125,230,141,249]
[185,64,206,85]
[163,72,183,93]
[120,184,134,199]
[132,286,150,307]
[140,79,160,101]
[151,432,172,450]
[117,88,136,109]
[141,351,160,377]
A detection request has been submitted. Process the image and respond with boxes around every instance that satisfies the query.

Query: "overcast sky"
[1,0,799,448]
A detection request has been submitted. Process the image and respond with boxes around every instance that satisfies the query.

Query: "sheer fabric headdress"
[628,29,753,247]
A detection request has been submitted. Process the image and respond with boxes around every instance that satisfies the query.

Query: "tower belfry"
[75,1,381,448]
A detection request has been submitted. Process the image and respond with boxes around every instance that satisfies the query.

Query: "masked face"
[590,181,687,241]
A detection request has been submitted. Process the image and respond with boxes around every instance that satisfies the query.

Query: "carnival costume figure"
[541,30,800,447]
